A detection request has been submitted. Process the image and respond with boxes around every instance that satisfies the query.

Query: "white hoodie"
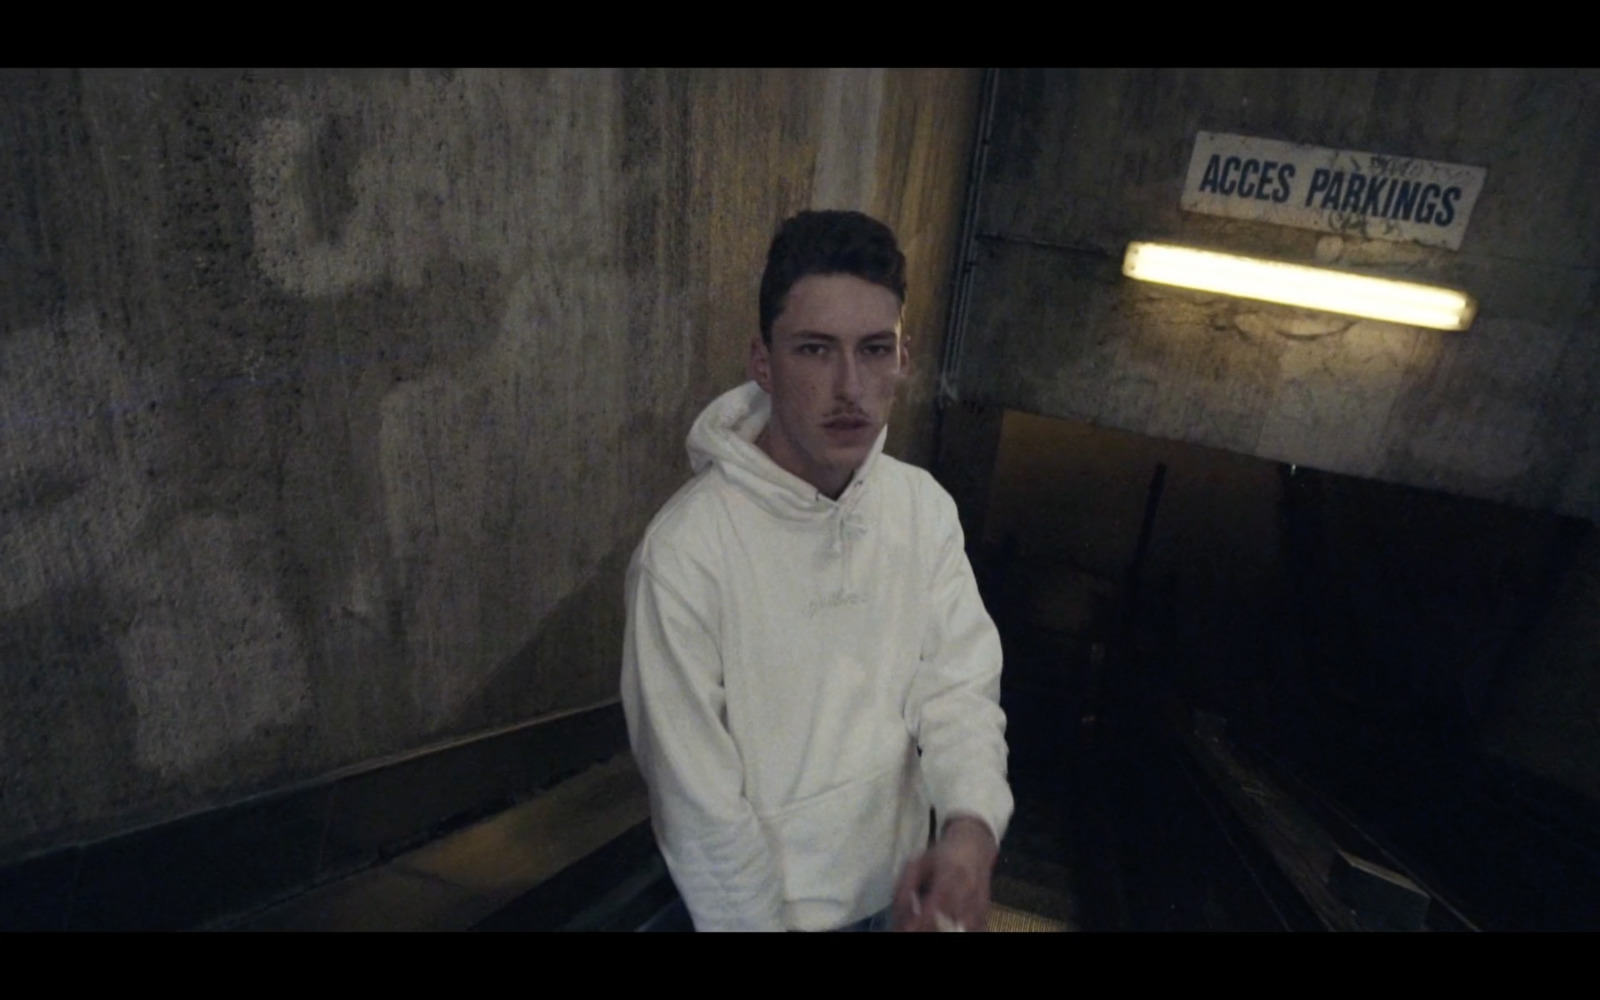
[620,382,1012,932]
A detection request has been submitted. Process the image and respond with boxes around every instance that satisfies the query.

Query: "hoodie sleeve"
[906,488,1014,845]
[620,546,787,932]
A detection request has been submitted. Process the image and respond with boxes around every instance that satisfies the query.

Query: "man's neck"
[755,426,853,500]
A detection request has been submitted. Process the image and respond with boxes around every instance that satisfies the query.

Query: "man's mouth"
[823,415,871,431]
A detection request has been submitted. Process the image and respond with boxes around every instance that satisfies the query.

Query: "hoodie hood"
[687,381,887,524]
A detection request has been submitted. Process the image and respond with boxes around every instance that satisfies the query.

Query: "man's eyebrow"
[789,330,898,341]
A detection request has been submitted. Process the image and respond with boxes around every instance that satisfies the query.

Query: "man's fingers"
[891,852,935,931]
[921,878,979,930]
[891,852,929,910]
[893,848,996,931]
[920,851,993,930]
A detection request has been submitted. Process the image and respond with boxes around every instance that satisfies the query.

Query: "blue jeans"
[637,897,892,932]
[834,906,893,932]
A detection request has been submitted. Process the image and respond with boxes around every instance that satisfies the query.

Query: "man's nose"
[834,351,863,401]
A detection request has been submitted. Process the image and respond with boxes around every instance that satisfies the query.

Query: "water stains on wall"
[0,69,981,858]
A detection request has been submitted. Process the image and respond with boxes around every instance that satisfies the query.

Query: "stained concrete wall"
[956,69,1600,522]
[0,68,981,859]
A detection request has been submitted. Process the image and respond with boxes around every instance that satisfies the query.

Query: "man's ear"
[749,335,773,392]
[898,333,913,378]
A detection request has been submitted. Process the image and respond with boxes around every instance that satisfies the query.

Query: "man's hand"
[891,815,998,931]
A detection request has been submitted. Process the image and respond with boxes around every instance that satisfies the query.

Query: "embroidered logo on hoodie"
[805,589,868,619]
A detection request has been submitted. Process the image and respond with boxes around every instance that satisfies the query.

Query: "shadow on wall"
[0,312,314,850]
[975,408,1599,792]
[459,540,638,738]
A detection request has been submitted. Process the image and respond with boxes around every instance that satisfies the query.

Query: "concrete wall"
[956,69,1600,522]
[0,68,981,859]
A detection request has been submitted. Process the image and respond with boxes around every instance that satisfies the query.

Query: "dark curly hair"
[758,210,907,344]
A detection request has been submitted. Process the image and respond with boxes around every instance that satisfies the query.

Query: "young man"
[621,210,1012,932]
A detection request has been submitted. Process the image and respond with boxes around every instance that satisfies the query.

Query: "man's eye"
[863,344,894,356]
[798,344,828,356]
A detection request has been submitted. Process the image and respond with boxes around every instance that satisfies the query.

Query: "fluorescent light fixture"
[1122,241,1476,331]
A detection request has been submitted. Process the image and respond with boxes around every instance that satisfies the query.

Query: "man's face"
[749,273,909,498]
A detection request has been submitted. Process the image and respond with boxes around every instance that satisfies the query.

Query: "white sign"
[1180,132,1487,251]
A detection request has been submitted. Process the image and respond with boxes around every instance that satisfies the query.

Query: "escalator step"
[987,903,1072,932]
